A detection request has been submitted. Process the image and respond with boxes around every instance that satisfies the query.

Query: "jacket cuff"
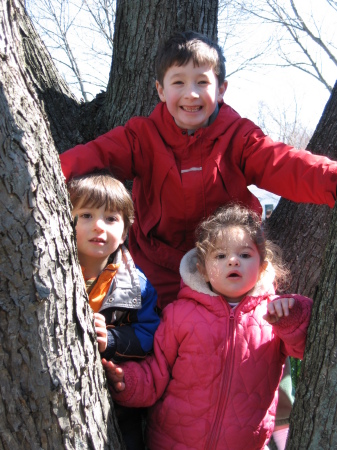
[100,330,117,360]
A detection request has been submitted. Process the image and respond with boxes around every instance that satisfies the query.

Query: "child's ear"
[217,80,228,102]
[259,260,268,277]
[196,262,209,282]
[156,80,166,102]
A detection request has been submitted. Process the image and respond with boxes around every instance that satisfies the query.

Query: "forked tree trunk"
[1,0,219,448]
[0,0,122,448]
[104,0,219,129]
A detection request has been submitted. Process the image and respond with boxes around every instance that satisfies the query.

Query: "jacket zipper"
[205,308,236,450]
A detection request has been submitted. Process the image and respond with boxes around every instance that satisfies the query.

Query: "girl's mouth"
[227,272,240,278]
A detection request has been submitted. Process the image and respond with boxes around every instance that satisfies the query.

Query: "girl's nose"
[228,256,239,266]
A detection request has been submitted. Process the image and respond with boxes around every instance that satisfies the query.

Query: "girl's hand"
[263,297,295,324]
[102,358,126,392]
[94,312,108,352]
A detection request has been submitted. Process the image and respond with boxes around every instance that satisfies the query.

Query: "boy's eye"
[106,216,118,223]
[198,80,209,85]
[80,213,92,219]
[173,80,183,85]
[215,253,226,259]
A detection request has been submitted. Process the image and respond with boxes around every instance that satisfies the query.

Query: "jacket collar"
[149,101,242,148]
[179,248,275,300]
[100,245,142,311]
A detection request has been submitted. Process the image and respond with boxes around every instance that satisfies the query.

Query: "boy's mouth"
[181,106,202,112]
[90,237,106,243]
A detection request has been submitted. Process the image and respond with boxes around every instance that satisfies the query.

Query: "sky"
[217,0,336,214]
[224,65,331,134]
[218,0,335,133]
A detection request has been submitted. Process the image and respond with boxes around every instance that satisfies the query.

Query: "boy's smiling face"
[156,59,227,132]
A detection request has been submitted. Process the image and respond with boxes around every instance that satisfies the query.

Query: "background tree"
[229,0,336,92]
[26,0,115,101]
[26,0,335,164]
[256,99,313,148]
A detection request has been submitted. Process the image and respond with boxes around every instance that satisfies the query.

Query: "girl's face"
[199,226,264,303]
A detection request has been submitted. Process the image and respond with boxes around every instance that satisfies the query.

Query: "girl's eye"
[241,253,251,259]
[106,216,117,223]
[80,213,91,219]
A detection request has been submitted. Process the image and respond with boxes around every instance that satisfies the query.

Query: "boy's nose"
[94,218,105,230]
[184,84,199,98]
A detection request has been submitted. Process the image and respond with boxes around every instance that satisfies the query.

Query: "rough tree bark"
[104,0,219,129]
[0,0,122,448]
[266,83,337,449]
[286,200,337,448]
[0,0,219,448]
[267,81,337,300]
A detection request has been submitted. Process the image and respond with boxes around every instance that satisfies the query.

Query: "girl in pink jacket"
[103,204,313,450]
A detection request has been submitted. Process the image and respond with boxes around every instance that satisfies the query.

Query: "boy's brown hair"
[155,30,226,86]
[67,171,134,236]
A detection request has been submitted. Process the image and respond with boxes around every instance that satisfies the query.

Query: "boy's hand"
[94,313,108,352]
[263,297,295,324]
[102,358,126,392]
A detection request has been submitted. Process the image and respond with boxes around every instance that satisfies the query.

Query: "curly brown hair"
[195,204,290,291]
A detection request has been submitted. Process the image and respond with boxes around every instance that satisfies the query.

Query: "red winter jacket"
[60,102,337,308]
[110,250,313,450]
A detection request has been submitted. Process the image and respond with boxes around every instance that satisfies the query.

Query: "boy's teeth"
[183,106,200,112]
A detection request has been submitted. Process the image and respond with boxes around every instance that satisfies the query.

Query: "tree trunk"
[286,202,337,449]
[266,83,337,448]
[0,0,122,448]
[267,80,337,299]
[1,0,220,448]
[104,0,219,130]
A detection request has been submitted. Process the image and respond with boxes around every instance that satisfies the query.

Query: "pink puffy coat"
[60,101,336,308]
[110,250,313,449]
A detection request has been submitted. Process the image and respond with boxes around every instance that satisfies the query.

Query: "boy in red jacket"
[60,30,337,310]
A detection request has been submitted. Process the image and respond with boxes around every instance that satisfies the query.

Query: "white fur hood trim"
[179,249,276,298]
